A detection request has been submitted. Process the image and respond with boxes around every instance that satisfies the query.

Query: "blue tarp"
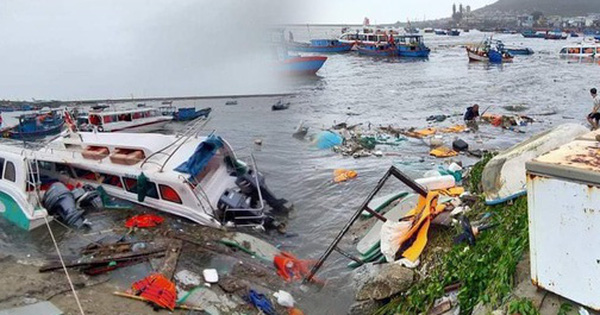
[314,130,343,149]
[175,134,224,180]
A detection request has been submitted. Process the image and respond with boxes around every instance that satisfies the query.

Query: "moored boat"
[357,43,397,57]
[78,107,172,133]
[466,45,513,63]
[287,39,353,53]
[0,127,287,230]
[434,29,447,35]
[545,30,568,40]
[448,29,461,36]
[521,30,545,38]
[173,107,212,121]
[281,55,327,75]
[423,28,434,33]
[396,35,430,57]
[570,32,580,38]
[506,47,534,55]
[559,41,600,58]
[7,109,64,140]
[339,27,398,47]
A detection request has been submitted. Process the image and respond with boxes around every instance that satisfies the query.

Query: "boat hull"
[281,56,327,75]
[357,46,396,57]
[506,48,534,55]
[287,42,353,53]
[398,48,430,57]
[101,117,172,133]
[467,48,513,63]
[173,108,212,121]
[8,122,64,140]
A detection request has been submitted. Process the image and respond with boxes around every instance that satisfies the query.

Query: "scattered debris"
[430,146,458,158]
[334,168,358,183]
[175,270,202,288]
[203,268,219,284]
[273,290,295,308]
[125,214,164,228]
[272,100,290,111]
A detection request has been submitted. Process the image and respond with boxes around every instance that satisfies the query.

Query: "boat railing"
[221,154,266,228]
[141,117,211,172]
[177,174,215,219]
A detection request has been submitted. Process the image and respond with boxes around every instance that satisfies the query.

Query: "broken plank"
[157,239,182,280]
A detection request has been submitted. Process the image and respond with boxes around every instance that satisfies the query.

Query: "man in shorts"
[587,88,600,130]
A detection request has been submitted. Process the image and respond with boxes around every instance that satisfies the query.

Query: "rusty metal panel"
[527,173,600,310]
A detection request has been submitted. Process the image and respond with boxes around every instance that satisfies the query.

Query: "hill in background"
[476,0,600,16]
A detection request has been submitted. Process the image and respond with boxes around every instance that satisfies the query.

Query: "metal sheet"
[527,174,600,310]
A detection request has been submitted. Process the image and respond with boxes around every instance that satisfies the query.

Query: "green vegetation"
[375,153,530,315]
[557,303,574,315]
[508,298,540,315]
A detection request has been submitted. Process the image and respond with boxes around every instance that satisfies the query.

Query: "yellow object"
[438,186,465,197]
[430,146,458,158]
[406,127,437,138]
[397,192,443,262]
[439,125,466,133]
[333,169,358,183]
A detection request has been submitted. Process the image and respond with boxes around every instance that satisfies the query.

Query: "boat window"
[98,173,123,188]
[0,158,4,178]
[73,167,97,180]
[123,177,159,199]
[159,185,182,204]
[89,115,102,126]
[132,112,143,119]
[103,115,112,123]
[584,47,595,54]
[4,161,16,182]
[560,48,567,54]
[118,113,132,122]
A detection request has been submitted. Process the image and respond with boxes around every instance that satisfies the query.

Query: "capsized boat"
[481,124,588,205]
[357,43,397,57]
[396,35,430,57]
[0,126,288,230]
[78,107,172,133]
[7,109,64,140]
[287,39,353,53]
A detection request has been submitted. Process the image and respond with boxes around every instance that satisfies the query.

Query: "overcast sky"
[296,0,497,24]
[0,0,495,100]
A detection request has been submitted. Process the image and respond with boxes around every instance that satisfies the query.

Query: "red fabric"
[125,214,164,228]
[131,274,176,310]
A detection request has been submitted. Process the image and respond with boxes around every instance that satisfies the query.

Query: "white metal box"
[526,137,600,310]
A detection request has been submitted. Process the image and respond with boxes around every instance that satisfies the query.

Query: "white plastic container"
[415,175,456,191]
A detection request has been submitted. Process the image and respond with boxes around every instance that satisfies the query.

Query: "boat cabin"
[560,43,600,57]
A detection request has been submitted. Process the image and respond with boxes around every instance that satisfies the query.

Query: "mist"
[0,0,300,100]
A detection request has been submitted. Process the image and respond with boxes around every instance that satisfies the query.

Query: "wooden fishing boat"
[172,107,212,121]
[281,56,327,75]
[396,35,430,57]
[7,110,64,140]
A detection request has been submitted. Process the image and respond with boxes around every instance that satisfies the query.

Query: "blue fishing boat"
[281,56,328,75]
[7,110,64,140]
[288,39,353,53]
[595,35,600,41]
[173,107,212,121]
[434,29,447,35]
[357,43,397,57]
[521,30,545,38]
[396,35,430,57]
[570,32,580,38]
[448,29,461,36]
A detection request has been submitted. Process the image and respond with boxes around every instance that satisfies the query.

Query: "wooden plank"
[39,247,166,272]
[157,239,182,280]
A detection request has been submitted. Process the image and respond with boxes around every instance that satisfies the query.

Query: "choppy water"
[2,27,600,314]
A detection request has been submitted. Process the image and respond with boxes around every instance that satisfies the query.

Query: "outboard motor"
[235,169,291,212]
[41,182,87,228]
[217,188,263,225]
[72,185,103,211]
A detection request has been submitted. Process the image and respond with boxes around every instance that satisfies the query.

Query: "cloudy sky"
[295,0,497,24]
[0,0,496,100]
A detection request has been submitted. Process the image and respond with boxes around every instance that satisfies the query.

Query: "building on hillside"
[518,15,534,28]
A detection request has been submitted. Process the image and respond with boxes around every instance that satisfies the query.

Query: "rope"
[43,216,86,315]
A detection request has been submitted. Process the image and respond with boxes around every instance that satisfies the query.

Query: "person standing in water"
[464,104,480,131]
[587,88,600,130]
